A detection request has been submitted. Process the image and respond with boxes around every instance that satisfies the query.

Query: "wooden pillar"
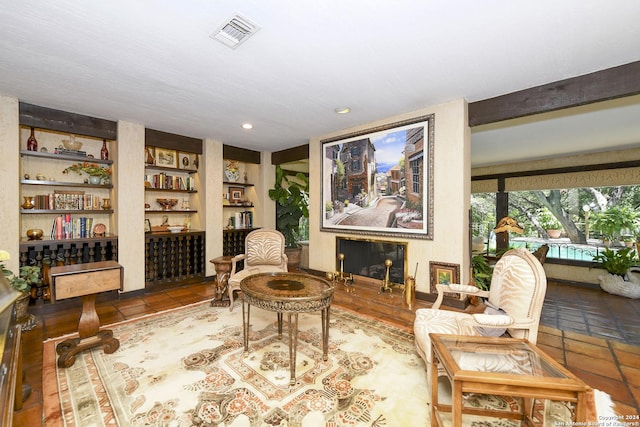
[495,178,509,252]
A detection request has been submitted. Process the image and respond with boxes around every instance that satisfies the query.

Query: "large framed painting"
[321,114,434,239]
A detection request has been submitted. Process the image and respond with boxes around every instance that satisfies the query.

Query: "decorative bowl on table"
[167,226,184,233]
[156,198,178,211]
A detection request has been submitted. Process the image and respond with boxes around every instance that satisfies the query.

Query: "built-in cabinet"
[17,104,119,303]
[143,129,205,290]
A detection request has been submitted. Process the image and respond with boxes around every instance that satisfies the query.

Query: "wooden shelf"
[21,179,112,189]
[19,234,118,245]
[223,181,254,187]
[21,209,113,214]
[145,187,196,193]
[20,149,113,165]
[145,209,197,213]
[145,164,197,174]
[223,205,254,208]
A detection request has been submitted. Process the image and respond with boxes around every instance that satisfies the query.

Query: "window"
[471,184,640,262]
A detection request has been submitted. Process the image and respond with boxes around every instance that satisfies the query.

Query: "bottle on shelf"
[27,127,38,151]
[100,139,109,160]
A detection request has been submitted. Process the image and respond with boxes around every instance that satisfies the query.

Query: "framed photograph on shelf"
[178,152,194,170]
[228,186,244,204]
[144,219,152,233]
[320,114,434,240]
[429,261,460,294]
[155,148,177,168]
[144,146,155,165]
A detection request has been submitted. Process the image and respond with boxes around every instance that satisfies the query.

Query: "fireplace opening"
[336,237,407,285]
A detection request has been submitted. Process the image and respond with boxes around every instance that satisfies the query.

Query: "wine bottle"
[100,139,109,160]
[27,127,38,151]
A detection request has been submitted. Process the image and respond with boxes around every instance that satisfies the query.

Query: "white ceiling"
[1,1,639,167]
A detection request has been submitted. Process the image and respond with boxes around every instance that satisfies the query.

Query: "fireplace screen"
[336,237,407,285]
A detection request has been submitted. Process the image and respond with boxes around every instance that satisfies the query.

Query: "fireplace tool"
[380,259,394,293]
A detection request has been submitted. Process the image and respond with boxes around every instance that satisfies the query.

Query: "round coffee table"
[240,272,334,385]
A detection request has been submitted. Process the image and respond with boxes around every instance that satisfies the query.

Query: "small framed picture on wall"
[429,261,460,294]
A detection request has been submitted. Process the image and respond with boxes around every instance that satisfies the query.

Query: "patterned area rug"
[43,302,430,426]
[43,302,604,426]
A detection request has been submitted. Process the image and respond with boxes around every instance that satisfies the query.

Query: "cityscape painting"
[321,114,434,239]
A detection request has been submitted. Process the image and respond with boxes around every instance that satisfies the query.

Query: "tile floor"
[538,281,640,417]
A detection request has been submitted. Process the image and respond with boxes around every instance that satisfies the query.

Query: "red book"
[56,216,63,240]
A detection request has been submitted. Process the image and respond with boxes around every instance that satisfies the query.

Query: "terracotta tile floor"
[538,281,640,417]
[12,279,640,425]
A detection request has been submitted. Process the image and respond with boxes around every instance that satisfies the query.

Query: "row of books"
[31,193,105,210]
[50,215,96,239]
[145,173,195,191]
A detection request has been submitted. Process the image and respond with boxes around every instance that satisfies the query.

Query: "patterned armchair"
[227,229,288,311]
[413,248,547,379]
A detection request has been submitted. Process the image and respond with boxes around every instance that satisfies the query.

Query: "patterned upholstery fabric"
[227,229,288,311]
[246,232,285,266]
[413,248,547,368]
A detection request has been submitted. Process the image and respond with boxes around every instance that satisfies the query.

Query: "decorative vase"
[102,198,112,210]
[21,196,35,209]
[27,127,38,151]
[101,139,109,160]
[225,169,239,182]
[89,175,102,185]
[26,229,43,240]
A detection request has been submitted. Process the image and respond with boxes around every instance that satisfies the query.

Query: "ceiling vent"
[210,14,260,49]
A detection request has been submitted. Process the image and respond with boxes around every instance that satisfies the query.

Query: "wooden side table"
[430,334,589,426]
[210,255,233,307]
[49,261,123,368]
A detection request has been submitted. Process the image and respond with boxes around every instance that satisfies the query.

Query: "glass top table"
[430,334,590,426]
[240,272,334,386]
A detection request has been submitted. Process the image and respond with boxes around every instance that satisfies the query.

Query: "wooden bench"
[49,261,123,368]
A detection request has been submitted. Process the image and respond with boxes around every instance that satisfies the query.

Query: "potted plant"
[0,250,40,328]
[592,247,637,277]
[591,206,638,246]
[325,201,334,219]
[592,247,640,298]
[538,209,562,238]
[63,162,112,184]
[268,165,309,269]
[471,253,492,291]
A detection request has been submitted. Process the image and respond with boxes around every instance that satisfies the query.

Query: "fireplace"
[335,237,407,285]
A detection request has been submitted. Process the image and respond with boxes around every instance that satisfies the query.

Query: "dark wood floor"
[12,279,640,426]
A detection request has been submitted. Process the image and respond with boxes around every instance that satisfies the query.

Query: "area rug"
[43,302,430,426]
[43,302,605,427]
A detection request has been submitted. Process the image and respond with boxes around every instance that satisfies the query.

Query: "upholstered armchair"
[413,248,547,374]
[227,229,288,311]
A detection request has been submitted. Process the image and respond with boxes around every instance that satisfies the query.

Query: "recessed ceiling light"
[242,123,253,129]
[334,107,351,114]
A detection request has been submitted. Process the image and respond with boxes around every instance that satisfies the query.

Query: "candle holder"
[337,253,345,279]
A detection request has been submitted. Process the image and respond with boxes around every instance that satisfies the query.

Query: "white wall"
[308,99,470,292]
[0,96,20,273]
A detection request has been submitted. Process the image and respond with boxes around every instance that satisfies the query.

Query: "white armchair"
[413,248,547,368]
[227,229,288,311]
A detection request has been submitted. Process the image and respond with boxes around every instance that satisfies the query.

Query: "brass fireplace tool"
[327,253,354,291]
[380,259,394,293]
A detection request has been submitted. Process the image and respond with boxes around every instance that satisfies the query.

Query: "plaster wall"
[0,96,20,273]
[309,99,470,293]
[116,121,145,292]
